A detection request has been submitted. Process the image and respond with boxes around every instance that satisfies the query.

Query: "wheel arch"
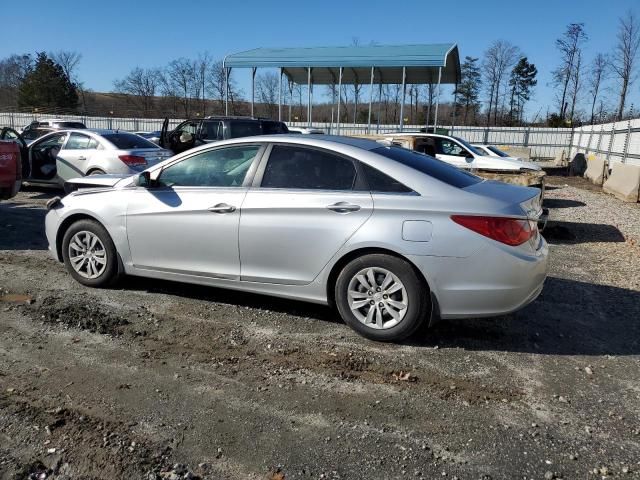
[326,247,433,311]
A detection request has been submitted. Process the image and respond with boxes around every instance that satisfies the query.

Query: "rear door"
[56,132,99,179]
[239,144,373,285]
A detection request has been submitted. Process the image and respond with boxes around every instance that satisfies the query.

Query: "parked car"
[0,139,21,200]
[13,129,172,188]
[133,131,162,144]
[288,126,326,134]
[473,144,523,161]
[45,135,548,342]
[160,116,289,154]
[21,119,87,144]
[379,133,541,171]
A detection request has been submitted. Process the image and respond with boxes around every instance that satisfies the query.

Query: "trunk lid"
[464,180,543,220]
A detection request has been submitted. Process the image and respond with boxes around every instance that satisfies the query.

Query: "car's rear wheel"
[61,219,119,287]
[335,254,429,342]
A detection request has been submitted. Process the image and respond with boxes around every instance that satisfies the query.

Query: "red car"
[0,128,24,200]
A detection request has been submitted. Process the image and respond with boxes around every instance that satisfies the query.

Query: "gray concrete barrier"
[602,163,640,203]
[583,156,607,185]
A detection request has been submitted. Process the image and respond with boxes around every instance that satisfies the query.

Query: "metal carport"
[223,43,461,133]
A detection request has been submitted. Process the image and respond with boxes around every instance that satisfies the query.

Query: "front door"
[126,143,263,280]
[240,144,373,285]
[27,132,68,182]
[434,137,476,169]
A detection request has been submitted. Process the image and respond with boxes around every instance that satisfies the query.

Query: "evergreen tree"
[508,57,537,124]
[18,52,78,110]
[453,56,482,125]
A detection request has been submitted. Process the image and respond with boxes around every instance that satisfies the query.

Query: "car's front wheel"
[61,219,119,287]
[334,254,429,342]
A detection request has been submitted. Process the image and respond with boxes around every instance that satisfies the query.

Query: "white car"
[473,144,523,161]
[287,126,326,134]
[382,133,541,172]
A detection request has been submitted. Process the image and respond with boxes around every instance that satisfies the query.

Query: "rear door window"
[261,145,357,190]
[201,121,223,140]
[228,121,262,138]
[64,133,92,150]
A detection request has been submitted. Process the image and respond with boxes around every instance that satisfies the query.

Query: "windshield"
[229,121,262,138]
[453,136,483,156]
[372,146,482,188]
[487,145,510,157]
[102,133,158,149]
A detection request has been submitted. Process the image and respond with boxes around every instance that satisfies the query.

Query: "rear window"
[102,133,158,149]
[372,146,482,188]
[228,121,262,138]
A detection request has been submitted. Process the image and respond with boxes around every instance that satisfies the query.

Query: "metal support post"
[433,67,442,130]
[224,68,230,115]
[399,67,406,132]
[278,68,283,121]
[367,66,375,134]
[337,67,343,135]
[251,67,257,118]
[307,67,312,127]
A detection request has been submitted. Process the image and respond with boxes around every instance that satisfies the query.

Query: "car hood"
[64,174,132,193]
[474,155,541,172]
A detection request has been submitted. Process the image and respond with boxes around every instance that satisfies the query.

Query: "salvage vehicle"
[21,119,87,143]
[0,139,21,200]
[363,133,546,188]
[45,135,548,342]
[12,129,172,188]
[472,144,523,161]
[159,116,289,154]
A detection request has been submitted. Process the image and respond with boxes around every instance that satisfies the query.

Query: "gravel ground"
[0,180,639,480]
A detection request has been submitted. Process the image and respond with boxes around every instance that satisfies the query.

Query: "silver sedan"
[21,129,172,187]
[44,135,548,342]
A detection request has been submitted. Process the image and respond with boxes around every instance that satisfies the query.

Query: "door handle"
[78,156,86,160]
[326,202,361,213]
[208,203,236,213]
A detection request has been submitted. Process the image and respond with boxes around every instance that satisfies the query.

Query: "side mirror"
[465,155,474,163]
[135,171,152,188]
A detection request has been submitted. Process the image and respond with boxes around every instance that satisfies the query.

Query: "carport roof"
[223,43,461,85]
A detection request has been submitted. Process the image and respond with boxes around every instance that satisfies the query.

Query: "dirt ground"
[1,177,639,480]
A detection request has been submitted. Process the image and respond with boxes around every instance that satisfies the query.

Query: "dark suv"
[160,116,289,154]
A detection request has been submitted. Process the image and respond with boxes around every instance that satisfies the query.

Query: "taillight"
[451,215,535,246]
[118,155,147,167]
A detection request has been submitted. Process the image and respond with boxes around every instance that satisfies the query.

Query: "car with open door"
[159,116,289,155]
[45,135,548,343]
[21,129,172,188]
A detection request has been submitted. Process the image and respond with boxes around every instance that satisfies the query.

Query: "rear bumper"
[409,238,549,319]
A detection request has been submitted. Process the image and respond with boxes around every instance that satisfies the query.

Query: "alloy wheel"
[68,231,108,279]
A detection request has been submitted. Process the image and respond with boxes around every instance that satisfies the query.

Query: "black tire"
[61,219,119,288]
[87,169,106,176]
[334,254,429,342]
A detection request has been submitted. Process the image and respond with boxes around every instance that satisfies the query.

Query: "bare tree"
[567,50,583,123]
[553,24,587,120]
[206,60,241,114]
[113,67,161,115]
[0,54,32,105]
[164,58,197,117]
[588,53,609,124]
[195,52,212,116]
[483,40,519,126]
[50,50,86,110]
[612,10,640,120]
[256,71,279,118]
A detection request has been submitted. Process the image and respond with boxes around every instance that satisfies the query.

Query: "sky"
[2,0,639,120]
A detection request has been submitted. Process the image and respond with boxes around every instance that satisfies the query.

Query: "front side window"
[157,145,260,188]
[64,133,92,150]
[261,145,357,190]
[436,138,469,157]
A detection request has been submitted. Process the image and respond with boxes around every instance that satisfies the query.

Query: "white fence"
[1,110,639,164]
[570,119,640,166]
